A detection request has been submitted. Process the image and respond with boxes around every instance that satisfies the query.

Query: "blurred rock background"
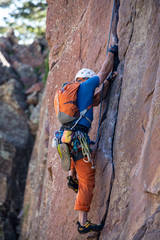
[0,1,48,239]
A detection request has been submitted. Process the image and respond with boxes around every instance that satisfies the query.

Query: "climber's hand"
[106,71,117,83]
[112,72,117,78]
[107,44,118,56]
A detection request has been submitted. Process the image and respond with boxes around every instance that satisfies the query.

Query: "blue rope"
[91,0,115,145]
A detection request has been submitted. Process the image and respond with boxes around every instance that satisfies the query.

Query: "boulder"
[0,138,16,175]
[0,100,30,148]
[0,78,27,111]
[12,61,37,89]
[28,91,44,135]
[12,37,48,68]
[0,63,18,85]
[0,37,13,64]
[25,82,44,95]
[26,92,38,106]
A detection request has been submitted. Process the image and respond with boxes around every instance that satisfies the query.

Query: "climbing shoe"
[67,176,78,193]
[57,143,71,171]
[77,220,103,234]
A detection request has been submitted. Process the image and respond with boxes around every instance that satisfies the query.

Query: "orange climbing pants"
[70,157,95,212]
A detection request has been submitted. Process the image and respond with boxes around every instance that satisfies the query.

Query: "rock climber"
[55,44,118,234]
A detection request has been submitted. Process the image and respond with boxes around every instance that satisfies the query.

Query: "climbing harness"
[53,129,95,169]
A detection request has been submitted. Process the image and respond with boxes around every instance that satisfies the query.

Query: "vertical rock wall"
[21,0,160,239]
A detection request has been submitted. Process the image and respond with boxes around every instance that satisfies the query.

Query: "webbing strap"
[82,114,92,124]
[71,107,92,130]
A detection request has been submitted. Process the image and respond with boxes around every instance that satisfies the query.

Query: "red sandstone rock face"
[21,0,160,239]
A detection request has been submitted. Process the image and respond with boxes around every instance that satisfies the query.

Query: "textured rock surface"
[0,98,33,240]
[21,0,160,240]
[0,33,48,239]
[0,63,18,85]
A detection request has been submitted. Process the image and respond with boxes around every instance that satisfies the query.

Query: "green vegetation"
[34,66,41,75]
[0,0,12,7]
[43,52,49,85]
[0,0,47,43]
[22,204,30,219]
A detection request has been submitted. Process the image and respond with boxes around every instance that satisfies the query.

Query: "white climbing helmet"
[75,68,96,80]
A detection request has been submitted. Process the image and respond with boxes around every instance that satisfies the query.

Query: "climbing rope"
[97,0,117,237]
[91,0,116,146]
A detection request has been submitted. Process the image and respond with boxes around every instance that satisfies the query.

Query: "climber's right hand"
[106,71,117,83]
[107,44,118,56]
